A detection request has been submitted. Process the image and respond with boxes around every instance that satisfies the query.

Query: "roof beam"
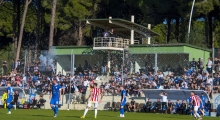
[110,21,150,37]
[86,20,107,29]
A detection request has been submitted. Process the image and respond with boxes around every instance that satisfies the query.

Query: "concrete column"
[148,24,151,44]
[155,53,158,73]
[72,54,75,75]
[107,51,111,75]
[130,15,134,44]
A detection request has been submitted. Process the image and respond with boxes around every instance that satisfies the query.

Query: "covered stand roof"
[82,18,159,38]
[142,89,210,101]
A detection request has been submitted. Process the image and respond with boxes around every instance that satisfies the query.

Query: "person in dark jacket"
[144,98,152,113]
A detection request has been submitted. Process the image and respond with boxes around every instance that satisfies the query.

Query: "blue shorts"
[120,101,126,107]
[50,98,59,105]
[6,98,12,104]
[199,104,203,109]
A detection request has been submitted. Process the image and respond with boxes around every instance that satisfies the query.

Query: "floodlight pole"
[23,50,27,90]
[212,32,214,83]
[187,0,196,43]
[68,50,73,110]
[122,49,125,85]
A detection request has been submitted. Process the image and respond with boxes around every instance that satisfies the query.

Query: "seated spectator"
[128,99,136,112]
[36,95,46,109]
[172,100,180,114]
[144,99,152,113]
[167,100,172,114]
[205,101,211,114]
[179,100,186,114]
[154,99,161,113]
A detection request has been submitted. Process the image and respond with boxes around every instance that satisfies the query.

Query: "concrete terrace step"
[26,94,146,110]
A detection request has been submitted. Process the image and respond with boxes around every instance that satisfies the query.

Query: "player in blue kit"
[50,79,61,117]
[200,93,206,106]
[119,86,126,118]
[6,82,14,114]
[199,93,206,115]
[187,97,193,115]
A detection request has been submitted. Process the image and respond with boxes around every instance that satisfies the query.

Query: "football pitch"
[0,109,219,120]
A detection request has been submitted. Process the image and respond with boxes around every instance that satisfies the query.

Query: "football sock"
[195,112,201,118]
[51,105,55,113]
[55,106,58,114]
[7,104,12,112]
[83,108,88,116]
[120,107,124,114]
[95,109,97,116]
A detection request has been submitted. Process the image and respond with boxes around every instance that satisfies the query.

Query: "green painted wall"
[183,46,210,65]
[53,46,92,55]
[129,46,185,54]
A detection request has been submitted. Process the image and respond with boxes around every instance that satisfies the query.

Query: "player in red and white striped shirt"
[81,83,103,119]
[190,91,203,120]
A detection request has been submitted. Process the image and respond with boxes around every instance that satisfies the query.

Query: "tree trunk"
[204,14,209,47]
[49,0,57,49]
[14,0,32,73]
[175,18,179,42]
[166,18,171,43]
[12,0,17,59]
[15,0,21,51]
[77,21,83,46]
[35,0,41,59]
[180,18,185,43]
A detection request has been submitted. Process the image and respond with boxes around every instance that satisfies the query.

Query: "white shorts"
[87,101,98,108]
[194,106,199,111]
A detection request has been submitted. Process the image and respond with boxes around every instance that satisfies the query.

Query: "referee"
[159,91,168,113]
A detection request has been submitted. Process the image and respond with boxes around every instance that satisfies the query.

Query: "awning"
[141,89,210,101]
[81,18,160,38]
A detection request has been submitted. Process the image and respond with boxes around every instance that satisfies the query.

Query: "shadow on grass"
[31,115,50,117]
[65,115,81,118]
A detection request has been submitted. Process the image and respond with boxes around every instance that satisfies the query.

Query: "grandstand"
[0,17,218,117]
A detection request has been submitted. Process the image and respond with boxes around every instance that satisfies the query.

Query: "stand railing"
[93,37,139,49]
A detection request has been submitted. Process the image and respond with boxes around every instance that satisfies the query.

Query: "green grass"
[0,109,218,120]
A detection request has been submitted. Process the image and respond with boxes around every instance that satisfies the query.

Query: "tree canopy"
[0,0,220,50]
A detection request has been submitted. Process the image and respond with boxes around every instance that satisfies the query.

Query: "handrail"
[93,37,139,49]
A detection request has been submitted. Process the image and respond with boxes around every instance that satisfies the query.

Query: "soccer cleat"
[54,114,57,117]
[193,117,197,119]
[95,116,97,118]
[80,116,85,118]
[198,117,202,120]
[7,111,11,114]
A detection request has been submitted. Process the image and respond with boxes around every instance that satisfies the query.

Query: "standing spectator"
[198,58,204,73]
[190,58,197,71]
[13,91,19,110]
[159,91,168,113]
[16,60,21,72]
[206,58,212,74]
[214,58,219,73]
[2,91,7,108]
[11,60,15,71]
[101,65,106,76]
[2,60,7,75]
[103,28,110,46]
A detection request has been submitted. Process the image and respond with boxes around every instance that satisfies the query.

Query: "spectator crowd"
[0,57,220,100]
